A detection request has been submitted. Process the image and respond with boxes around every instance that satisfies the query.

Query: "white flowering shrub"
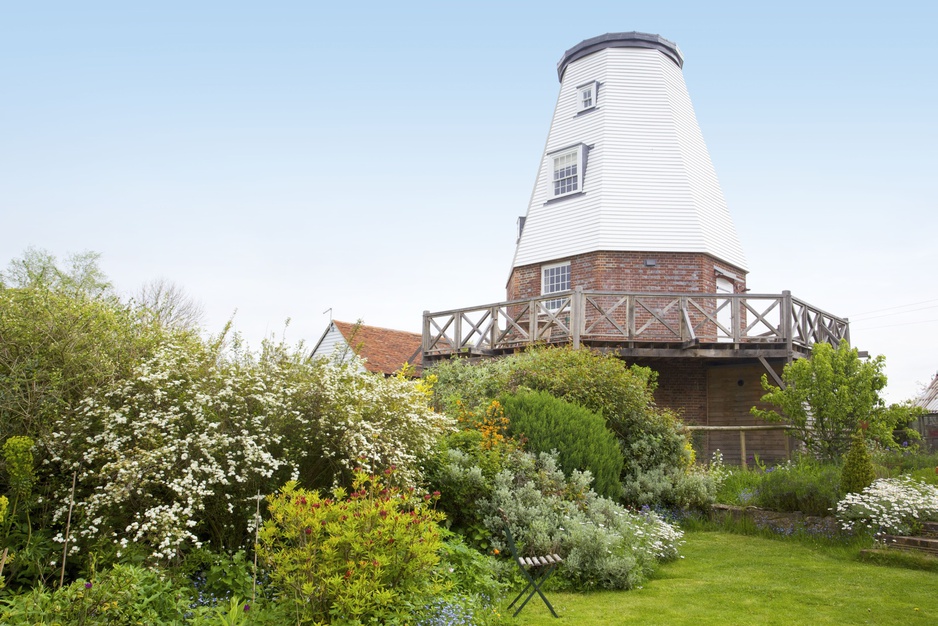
[483,451,683,590]
[835,477,938,536]
[47,338,293,562]
[44,336,452,564]
[300,361,454,487]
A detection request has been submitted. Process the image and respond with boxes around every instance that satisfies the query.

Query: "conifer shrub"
[499,390,623,499]
[841,430,876,496]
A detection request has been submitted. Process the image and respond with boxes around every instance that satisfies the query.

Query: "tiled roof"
[332,320,423,376]
[914,372,938,413]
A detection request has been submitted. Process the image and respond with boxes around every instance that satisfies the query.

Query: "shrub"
[714,464,767,507]
[430,347,695,508]
[47,338,293,563]
[499,390,623,499]
[425,399,520,550]
[754,459,842,517]
[841,430,876,495]
[872,447,938,476]
[184,548,256,609]
[905,467,938,486]
[0,564,188,625]
[300,359,454,488]
[258,470,446,624]
[481,450,683,590]
[416,533,506,626]
[836,477,938,535]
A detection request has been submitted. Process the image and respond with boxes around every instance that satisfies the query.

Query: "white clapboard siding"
[310,322,364,371]
[512,34,748,272]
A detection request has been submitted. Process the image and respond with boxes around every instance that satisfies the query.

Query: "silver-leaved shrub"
[483,451,683,590]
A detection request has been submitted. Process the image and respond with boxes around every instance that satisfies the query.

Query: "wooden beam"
[758,356,786,389]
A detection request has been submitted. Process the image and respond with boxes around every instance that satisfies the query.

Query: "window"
[550,145,585,198]
[542,262,570,310]
[577,81,598,112]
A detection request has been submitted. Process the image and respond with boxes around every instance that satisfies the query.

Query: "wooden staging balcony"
[422,289,849,363]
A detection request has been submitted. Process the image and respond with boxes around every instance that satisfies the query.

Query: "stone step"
[881,535,938,555]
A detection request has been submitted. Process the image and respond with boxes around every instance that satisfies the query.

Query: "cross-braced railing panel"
[741,297,784,340]
[790,297,849,349]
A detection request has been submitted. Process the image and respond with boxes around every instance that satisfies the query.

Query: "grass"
[506,530,937,625]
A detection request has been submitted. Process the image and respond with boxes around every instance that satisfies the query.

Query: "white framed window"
[550,144,585,198]
[577,81,598,112]
[542,262,571,310]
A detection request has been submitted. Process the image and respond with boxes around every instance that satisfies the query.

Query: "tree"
[133,278,205,331]
[752,341,915,461]
[840,428,875,495]
[0,247,112,298]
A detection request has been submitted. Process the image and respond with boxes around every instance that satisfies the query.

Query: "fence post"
[740,431,748,469]
[572,287,583,349]
[732,295,741,342]
[422,311,430,353]
[490,305,498,350]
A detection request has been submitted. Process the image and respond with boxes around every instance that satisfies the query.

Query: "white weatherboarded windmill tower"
[422,33,850,465]
[509,32,748,301]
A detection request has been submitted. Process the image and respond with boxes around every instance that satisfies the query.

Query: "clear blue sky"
[2,1,935,402]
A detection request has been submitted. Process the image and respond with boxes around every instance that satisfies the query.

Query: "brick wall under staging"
[630,359,792,466]
[507,250,747,300]
[642,358,708,425]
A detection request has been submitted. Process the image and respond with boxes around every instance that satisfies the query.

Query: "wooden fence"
[687,425,793,468]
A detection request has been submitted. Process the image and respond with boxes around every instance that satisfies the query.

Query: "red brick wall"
[507,250,747,298]
[641,359,709,425]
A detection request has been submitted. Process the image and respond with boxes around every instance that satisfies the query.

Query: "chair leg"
[511,564,559,618]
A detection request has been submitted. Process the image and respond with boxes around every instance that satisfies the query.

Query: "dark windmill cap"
[557,32,684,80]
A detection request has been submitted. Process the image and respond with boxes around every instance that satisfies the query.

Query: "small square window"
[550,145,585,198]
[577,81,598,112]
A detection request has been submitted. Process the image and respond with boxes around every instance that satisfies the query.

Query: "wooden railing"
[687,425,792,468]
[422,288,849,357]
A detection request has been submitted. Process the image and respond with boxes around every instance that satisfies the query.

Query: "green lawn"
[507,531,937,625]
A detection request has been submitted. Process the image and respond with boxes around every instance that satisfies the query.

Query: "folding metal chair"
[502,522,563,618]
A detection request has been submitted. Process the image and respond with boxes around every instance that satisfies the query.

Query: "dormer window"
[577,81,598,112]
[550,144,586,198]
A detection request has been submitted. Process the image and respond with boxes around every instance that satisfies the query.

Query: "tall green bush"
[841,430,876,495]
[499,390,623,499]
